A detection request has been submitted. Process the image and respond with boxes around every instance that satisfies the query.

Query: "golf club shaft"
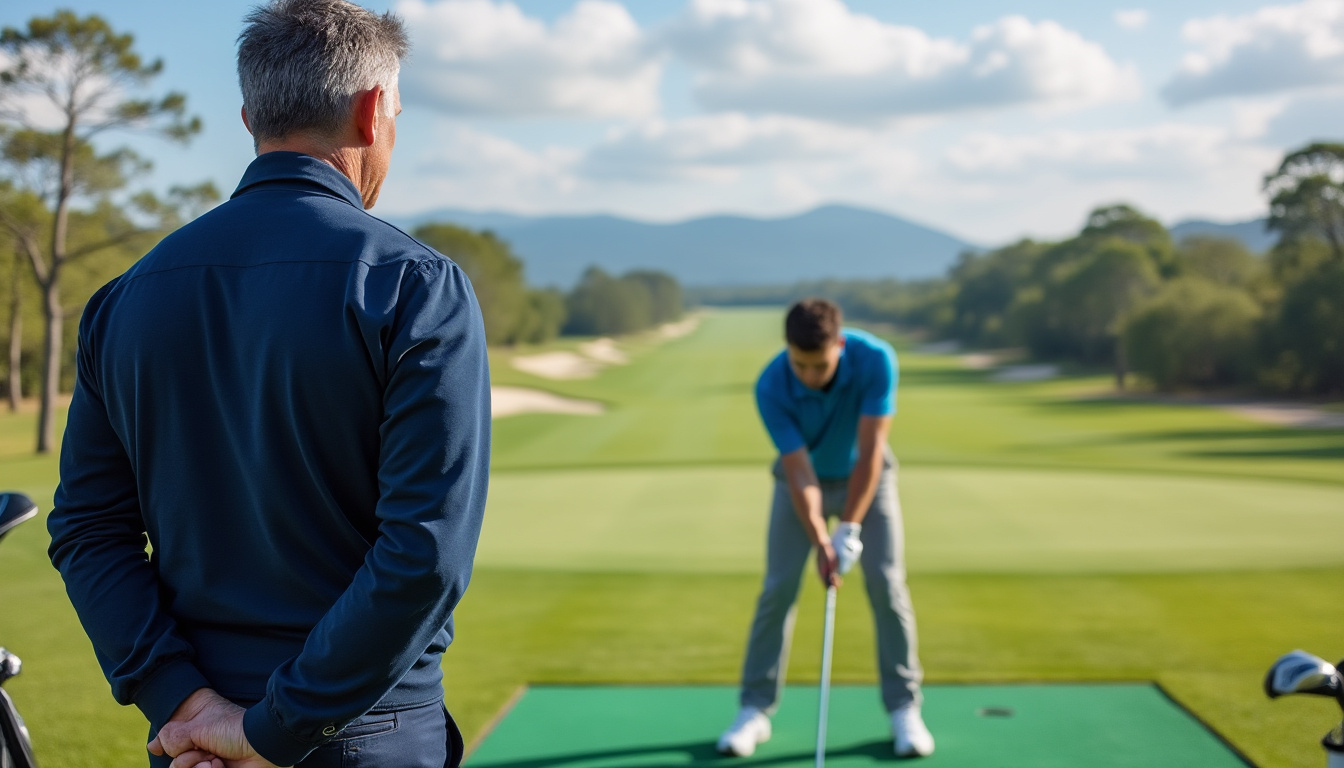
[816,584,837,768]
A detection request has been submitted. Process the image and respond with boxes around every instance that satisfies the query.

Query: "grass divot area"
[465,684,1252,767]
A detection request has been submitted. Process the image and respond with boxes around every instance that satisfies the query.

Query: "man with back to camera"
[46,1,490,766]
[717,299,934,758]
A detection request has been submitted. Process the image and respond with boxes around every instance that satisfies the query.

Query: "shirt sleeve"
[48,296,213,728]
[859,343,898,416]
[755,364,806,456]
[242,259,491,766]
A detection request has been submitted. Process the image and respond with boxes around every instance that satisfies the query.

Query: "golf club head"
[0,494,37,544]
[1265,650,1343,700]
[0,649,18,687]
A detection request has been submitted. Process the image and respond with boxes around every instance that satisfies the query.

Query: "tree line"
[695,142,1344,397]
[413,223,684,343]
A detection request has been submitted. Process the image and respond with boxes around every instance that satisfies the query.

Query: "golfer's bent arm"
[48,283,213,728]
[242,260,491,766]
[840,415,891,526]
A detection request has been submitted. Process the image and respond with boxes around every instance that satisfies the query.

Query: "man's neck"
[256,137,365,202]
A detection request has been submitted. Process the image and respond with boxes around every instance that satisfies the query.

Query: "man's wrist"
[805,515,829,546]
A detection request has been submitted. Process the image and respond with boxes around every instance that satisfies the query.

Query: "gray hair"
[237,0,409,145]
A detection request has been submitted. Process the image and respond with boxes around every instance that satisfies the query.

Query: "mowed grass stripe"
[480,465,1344,573]
[489,309,1344,487]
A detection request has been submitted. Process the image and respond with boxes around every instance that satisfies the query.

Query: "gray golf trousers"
[738,453,922,714]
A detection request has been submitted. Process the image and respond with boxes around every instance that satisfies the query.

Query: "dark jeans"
[149,701,464,768]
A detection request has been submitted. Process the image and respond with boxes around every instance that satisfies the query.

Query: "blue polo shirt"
[47,152,490,766]
[755,328,897,480]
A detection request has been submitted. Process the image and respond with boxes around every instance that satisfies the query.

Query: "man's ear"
[241,106,251,134]
[353,85,383,147]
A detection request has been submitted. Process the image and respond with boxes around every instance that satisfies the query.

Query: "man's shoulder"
[755,350,791,396]
[145,193,452,274]
[357,214,454,271]
[843,329,896,365]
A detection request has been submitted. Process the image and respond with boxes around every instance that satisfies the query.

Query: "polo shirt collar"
[232,151,365,209]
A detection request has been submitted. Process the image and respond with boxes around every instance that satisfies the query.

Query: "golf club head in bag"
[0,493,41,768]
[1264,650,1344,766]
[0,494,36,545]
[1265,650,1344,701]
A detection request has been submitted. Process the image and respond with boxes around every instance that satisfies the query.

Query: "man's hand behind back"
[149,688,280,768]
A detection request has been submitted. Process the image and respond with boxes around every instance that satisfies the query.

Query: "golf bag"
[0,492,40,768]
[1265,649,1344,768]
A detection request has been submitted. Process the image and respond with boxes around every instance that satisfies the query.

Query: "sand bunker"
[510,352,605,380]
[960,353,996,370]
[1222,403,1344,429]
[658,316,701,339]
[918,341,962,354]
[492,386,604,418]
[511,316,701,381]
[578,338,628,365]
[992,364,1060,382]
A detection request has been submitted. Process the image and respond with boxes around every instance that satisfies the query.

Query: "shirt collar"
[231,151,364,209]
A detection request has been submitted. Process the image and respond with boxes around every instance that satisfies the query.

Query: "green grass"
[438,567,1344,768]
[482,465,1344,573]
[1,307,1342,767]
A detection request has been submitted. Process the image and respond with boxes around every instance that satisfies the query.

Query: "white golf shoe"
[716,706,771,757]
[891,703,935,758]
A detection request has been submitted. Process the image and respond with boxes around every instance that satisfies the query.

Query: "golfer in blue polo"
[717,298,933,758]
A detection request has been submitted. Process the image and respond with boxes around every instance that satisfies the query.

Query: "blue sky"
[4,0,1342,244]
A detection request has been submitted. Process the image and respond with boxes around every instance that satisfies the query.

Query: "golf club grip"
[816,585,838,768]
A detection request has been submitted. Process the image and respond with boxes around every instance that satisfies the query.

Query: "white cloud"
[396,0,661,118]
[946,124,1278,177]
[581,113,869,181]
[938,124,1281,237]
[663,0,1139,119]
[1163,0,1344,105]
[1114,9,1150,30]
[382,124,580,212]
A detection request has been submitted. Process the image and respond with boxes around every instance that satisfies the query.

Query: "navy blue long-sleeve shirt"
[47,152,491,766]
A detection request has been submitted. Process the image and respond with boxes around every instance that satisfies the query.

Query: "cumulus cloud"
[944,124,1280,183]
[395,0,661,118]
[1163,0,1344,105]
[933,124,1281,239]
[381,123,580,213]
[1114,9,1150,30]
[662,0,1138,119]
[581,113,869,180]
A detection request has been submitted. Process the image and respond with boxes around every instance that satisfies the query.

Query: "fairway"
[2,307,1342,768]
[466,684,1252,767]
[482,465,1344,573]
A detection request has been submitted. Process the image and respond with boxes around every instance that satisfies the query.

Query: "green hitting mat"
[464,684,1253,767]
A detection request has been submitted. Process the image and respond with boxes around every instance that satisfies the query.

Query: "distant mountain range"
[387,204,979,288]
[1168,218,1276,253]
[385,205,1276,288]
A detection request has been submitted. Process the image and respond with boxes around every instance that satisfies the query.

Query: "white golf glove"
[833,522,863,575]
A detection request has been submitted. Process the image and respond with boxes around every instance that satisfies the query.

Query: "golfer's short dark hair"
[785,299,842,351]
